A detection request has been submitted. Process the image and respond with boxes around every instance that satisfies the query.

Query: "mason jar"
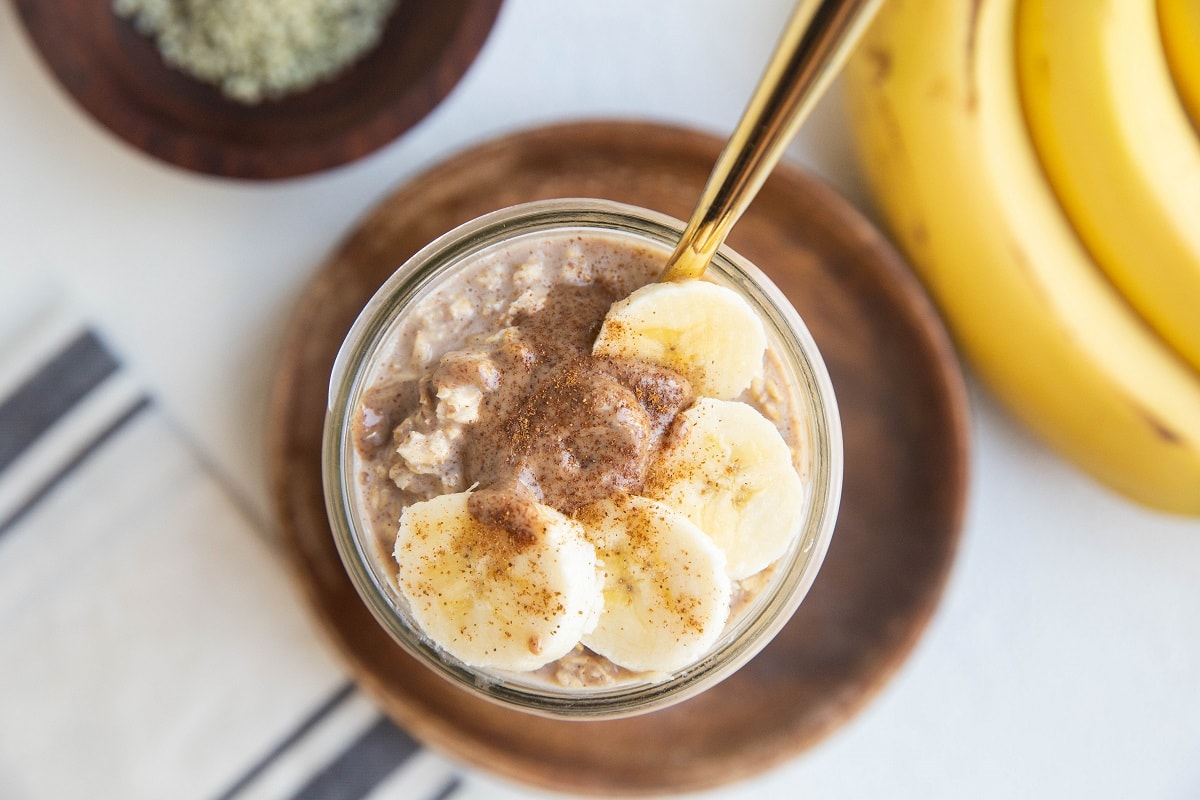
[322,198,842,718]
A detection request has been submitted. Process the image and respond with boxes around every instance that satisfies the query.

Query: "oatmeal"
[350,230,807,685]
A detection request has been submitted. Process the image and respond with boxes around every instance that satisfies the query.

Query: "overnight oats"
[323,200,842,717]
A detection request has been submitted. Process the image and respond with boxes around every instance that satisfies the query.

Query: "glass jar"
[323,199,842,719]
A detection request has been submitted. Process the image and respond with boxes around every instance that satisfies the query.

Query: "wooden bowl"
[14,0,504,179]
[266,121,970,795]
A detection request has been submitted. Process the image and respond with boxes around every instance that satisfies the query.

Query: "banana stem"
[660,0,883,282]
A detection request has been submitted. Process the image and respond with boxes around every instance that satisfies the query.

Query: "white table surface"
[2,1,1199,798]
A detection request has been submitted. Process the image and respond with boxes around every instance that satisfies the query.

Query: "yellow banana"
[844,0,1200,514]
[1158,0,1200,133]
[1016,0,1200,375]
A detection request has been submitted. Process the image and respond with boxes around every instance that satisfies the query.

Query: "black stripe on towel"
[429,776,462,800]
[0,331,118,473]
[212,682,356,800]
[289,716,421,800]
[0,395,150,539]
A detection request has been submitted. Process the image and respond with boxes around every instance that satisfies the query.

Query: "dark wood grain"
[265,121,971,795]
[14,0,504,179]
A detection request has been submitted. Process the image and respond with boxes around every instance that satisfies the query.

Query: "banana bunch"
[1160,0,1200,131]
[844,0,1200,515]
[394,281,807,674]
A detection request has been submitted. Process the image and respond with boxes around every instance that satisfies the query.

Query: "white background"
[2,1,1199,798]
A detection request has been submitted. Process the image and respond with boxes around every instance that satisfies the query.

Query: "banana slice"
[393,491,602,672]
[645,398,805,580]
[577,495,731,674]
[592,280,767,400]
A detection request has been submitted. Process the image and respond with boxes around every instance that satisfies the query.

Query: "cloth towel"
[0,302,467,800]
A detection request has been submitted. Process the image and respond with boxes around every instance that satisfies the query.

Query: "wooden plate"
[266,121,970,795]
[14,0,503,180]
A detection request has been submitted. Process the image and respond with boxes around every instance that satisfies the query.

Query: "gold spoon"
[660,0,884,282]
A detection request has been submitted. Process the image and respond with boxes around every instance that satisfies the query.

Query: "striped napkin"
[0,304,465,800]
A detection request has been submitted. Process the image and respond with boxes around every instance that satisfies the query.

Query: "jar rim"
[322,198,843,719]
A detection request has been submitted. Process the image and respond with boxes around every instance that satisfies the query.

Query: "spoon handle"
[660,0,883,282]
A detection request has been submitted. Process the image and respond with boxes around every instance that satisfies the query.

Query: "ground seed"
[113,0,398,104]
